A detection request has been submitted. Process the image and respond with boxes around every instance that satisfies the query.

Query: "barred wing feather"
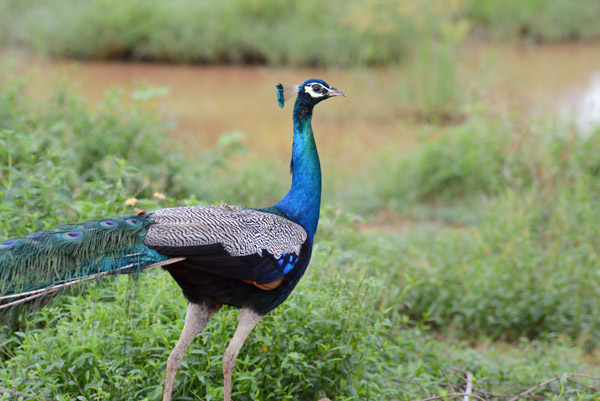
[145,205,307,285]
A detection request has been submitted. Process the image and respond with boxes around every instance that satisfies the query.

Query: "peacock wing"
[144,205,307,285]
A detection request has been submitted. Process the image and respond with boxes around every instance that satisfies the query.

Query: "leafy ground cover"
[1,74,600,400]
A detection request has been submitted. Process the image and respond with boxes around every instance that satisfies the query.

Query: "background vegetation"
[2,0,600,400]
[1,71,600,400]
[1,0,600,66]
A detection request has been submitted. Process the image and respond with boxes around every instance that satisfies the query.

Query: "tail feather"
[0,256,184,310]
[0,213,171,311]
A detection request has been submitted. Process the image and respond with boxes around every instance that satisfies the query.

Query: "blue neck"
[275,103,322,242]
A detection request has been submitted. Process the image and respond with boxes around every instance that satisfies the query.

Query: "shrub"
[380,118,512,206]
[0,0,423,67]
[466,0,600,41]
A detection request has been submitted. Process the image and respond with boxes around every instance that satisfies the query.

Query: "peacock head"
[276,79,345,109]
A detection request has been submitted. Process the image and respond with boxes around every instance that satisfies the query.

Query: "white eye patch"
[304,83,329,98]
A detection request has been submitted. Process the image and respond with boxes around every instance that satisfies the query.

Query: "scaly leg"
[163,300,221,401]
[223,307,262,401]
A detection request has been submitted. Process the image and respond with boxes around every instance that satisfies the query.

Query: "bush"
[0,0,430,67]
[0,74,187,197]
[466,0,600,41]
[2,0,599,68]
[400,185,600,346]
[370,116,600,348]
[380,118,600,210]
[380,118,512,206]
[0,260,396,400]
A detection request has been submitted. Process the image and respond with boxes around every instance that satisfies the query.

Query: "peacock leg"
[163,300,221,401]
[222,307,262,401]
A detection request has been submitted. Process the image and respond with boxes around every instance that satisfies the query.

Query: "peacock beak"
[328,86,346,97]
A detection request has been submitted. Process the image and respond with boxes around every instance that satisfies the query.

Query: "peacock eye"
[312,84,322,93]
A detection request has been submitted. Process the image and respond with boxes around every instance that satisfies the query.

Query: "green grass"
[1,74,600,399]
[371,116,600,347]
[1,0,599,68]
[379,118,510,207]
[466,0,600,42]
[0,0,426,67]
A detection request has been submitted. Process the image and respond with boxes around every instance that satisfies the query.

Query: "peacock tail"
[0,213,170,310]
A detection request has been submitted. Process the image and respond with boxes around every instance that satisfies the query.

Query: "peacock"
[0,79,345,401]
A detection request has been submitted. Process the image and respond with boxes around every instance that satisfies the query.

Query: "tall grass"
[2,0,598,68]
[378,117,586,211]
[0,0,430,67]
[399,42,466,123]
[398,9,470,122]
[466,0,600,41]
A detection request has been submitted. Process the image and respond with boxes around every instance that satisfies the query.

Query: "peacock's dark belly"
[163,242,311,315]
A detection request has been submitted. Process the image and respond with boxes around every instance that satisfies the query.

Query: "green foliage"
[0,129,128,238]
[0,0,427,67]
[2,0,598,68]
[380,118,600,210]
[367,187,600,347]
[0,74,275,214]
[1,73,600,399]
[0,264,396,400]
[0,74,186,199]
[1,210,599,399]
[380,118,512,207]
[398,12,470,122]
[400,42,466,123]
[373,116,600,348]
[465,0,600,41]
